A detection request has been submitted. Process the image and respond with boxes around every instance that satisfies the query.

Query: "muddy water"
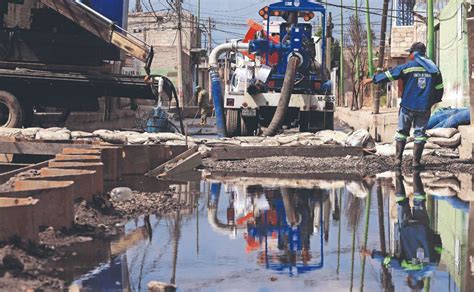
[68,172,472,291]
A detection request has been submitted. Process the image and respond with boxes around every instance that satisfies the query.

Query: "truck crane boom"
[40,0,154,75]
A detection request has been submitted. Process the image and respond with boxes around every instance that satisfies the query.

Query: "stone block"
[458,125,474,160]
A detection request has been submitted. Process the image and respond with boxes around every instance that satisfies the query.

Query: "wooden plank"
[0,160,52,185]
[146,147,197,177]
[0,141,92,155]
[0,163,30,174]
[159,152,202,178]
[210,145,364,161]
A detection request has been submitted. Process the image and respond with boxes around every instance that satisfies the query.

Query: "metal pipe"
[209,41,249,137]
[209,41,249,69]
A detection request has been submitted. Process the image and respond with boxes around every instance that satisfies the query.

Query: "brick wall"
[390,26,415,58]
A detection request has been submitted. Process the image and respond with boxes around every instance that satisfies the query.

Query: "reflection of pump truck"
[209,0,335,137]
[208,182,329,275]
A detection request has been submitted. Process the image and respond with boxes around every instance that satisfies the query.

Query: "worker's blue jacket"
[373,54,444,112]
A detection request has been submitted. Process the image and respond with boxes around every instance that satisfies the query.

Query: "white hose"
[209,41,250,69]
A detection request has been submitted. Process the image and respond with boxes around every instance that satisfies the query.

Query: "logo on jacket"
[418,78,427,89]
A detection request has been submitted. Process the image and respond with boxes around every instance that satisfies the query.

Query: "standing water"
[68,171,471,291]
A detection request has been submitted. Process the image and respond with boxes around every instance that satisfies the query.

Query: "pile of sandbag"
[375,128,461,158]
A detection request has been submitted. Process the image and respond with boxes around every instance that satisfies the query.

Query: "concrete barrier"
[0,180,75,230]
[48,161,104,195]
[0,197,40,243]
[24,168,97,202]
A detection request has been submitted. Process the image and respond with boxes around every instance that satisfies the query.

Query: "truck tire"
[0,91,23,128]
[241,116,258,136]
[225,109,241,137]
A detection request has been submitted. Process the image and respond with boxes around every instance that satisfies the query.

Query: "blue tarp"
[427,108,470,129]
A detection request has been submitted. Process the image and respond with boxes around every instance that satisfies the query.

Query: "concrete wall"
[127,11,200,105]
[438,0,470,108]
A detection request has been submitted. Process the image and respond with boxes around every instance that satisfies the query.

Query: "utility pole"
[339,0,345,106]
[208,17,212,55]
[326,12,333,76]
[364,0,375,113]
[373,0,390,114]
[427,0,435,60]
[135,0,142,12]
[354,0,360,101]
[364,0,375,76]
[176,0,185,108]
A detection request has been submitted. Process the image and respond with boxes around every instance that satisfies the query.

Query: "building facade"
[127,11,201,105]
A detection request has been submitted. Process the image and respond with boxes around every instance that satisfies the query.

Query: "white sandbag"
[0,128,22,137]
[405,142,441,150]
[427,177,461,193]
[165,140,188,146]
[148,132,185,141]
[236,136,265,143]
[71,131,96,139]
[260,138,281,146]
[98,133,128,144]
[403,149,435,156]
[428,133,461,148]
[20,128,41,139]
[376,143,395,156]
[93,129,113,136]
[344,129,375,149]
[35,129,71,140]
[127,134,150,145]
[346,181,369,198]
[276,135,298,144]
[315,130,348,145]
[425,186,457,197]
[426,128,459,138]
[299,139,324,146]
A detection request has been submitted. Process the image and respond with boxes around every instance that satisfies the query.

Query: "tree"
[344,16,369,111]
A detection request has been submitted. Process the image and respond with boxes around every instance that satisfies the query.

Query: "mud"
[204,155,474,176]
[0,245,64,291]
[1,189,189,290]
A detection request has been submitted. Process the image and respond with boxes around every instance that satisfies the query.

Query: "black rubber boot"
[395,140,406,168]
[413,143,425,169]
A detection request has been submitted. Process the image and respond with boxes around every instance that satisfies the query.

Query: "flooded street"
[64,172,472,291]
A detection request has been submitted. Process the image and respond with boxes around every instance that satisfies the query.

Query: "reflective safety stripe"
[434,246,443,254]
[413,195,426,201]
[385,71,395,81]
[403,67,427,74]
[395,132,408,140]
[401,260,424,271]
[435,83,444,90]
[396,196,408,203]
[383,256,391,266]
[415,136,428,142]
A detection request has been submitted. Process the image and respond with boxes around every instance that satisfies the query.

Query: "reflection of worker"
[195,85,210,126]
[361,171,442,290]
[363,43,444,168]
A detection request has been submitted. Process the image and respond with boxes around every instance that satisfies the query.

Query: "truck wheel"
[0,91,23,128]
[225,109,241,137]
[241,116,258,136]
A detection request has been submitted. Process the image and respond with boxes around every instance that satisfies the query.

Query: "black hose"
[263,55,300,136]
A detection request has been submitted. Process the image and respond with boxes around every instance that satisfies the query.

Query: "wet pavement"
[61,171,474,291]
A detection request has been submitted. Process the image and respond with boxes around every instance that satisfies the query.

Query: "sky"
[132,0,389,44]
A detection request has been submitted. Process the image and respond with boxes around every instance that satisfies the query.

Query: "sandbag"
[405,142,440,150]
[71,131,97,139]
[35,129,71,140]
[426,128,458,138]
[375,143,395,156]
[428,132,461,148]
[316,130,348,145]
[98,133,128,144]
[0,128,22,137]
[148,133,185,142]
[236,136,265,144]
[20,128,41,139]
[127,134,150,145]
[344,129,375,149]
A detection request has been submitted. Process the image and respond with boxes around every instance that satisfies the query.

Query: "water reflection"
[68,173,474,291]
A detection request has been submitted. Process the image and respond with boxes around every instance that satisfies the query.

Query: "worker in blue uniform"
[363,43,444,168]
[361,171,442,290]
